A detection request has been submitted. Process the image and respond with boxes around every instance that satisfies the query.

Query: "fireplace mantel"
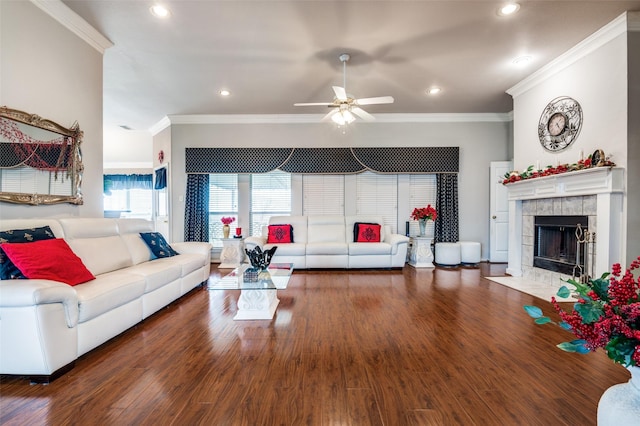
[505,167,625,279]
[506,167,624,201]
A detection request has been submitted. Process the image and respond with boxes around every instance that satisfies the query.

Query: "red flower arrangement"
[525,256,640,367]
[411,205,437,221]
[220,217,236,225]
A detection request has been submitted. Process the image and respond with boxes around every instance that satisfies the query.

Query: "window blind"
[356,171,398,233]
[209,174,238,246]
[250,171,291,236]
[302,174,345,216]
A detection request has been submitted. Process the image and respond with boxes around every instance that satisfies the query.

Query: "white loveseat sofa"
[0,217,211,382]
[244,215,409,269]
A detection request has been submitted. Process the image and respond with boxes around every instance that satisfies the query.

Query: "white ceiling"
[62,1,640,133]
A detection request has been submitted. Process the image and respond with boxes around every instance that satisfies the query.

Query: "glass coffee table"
[209,263,294,320]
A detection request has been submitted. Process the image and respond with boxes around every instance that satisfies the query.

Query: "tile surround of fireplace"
[524,200,594,284]
[506,167,624,287]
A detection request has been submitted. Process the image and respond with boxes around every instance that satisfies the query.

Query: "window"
[302,174,344,216]
[408,174,437,237]
[208,174,238,247]
[356,172,398,233]
[103,189,152,220]
[250,171,291,236]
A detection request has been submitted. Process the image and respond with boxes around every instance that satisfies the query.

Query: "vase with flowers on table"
[408,205,437,268]
[219,217,243,268]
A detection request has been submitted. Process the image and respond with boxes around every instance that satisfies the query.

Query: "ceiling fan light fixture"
[331,109,356,125]
[512,55,532,66]
[427,87,442,95]
[150,4,170,18]
[498,3,520,16]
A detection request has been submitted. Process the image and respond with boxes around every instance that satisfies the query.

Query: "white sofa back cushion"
[58,218,133,276]
[345,215,386,242]
[117,219,155,265]
[0,219,65,239]
[267,215,308,243]
[307,215,346,244]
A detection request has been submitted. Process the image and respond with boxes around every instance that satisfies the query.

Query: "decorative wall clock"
[538,96,583,152]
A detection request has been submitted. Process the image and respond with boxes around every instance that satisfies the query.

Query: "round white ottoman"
[460,241,481,266]
[435,242,461,266]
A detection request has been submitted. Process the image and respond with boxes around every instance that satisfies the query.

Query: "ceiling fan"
[294,53,394,125]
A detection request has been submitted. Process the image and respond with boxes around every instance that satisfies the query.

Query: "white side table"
[219,238,245,269]
[408,236,434,268]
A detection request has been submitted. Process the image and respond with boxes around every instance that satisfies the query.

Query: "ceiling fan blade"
[351,107,375,122]
[355,96,394,105]
[332,86,347,101]
[321,108,338,122]
[294,102,334,106]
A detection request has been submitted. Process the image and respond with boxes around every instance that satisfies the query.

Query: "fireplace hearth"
[534,216,588,275]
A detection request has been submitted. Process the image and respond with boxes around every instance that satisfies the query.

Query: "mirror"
[0,106,83,205]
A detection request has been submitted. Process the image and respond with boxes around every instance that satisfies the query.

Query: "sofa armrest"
[244,236,266,252]
[172,241,212,257]
[386,233,411,255]
[0,280,79,328]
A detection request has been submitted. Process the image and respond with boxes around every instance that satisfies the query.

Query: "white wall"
[509,12,640,266]
[104,127,153,170]
[163,117,511,260]
[511,33,628,171]
[0,1,105,219]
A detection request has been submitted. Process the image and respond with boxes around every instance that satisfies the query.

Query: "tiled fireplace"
[506,167,624,285]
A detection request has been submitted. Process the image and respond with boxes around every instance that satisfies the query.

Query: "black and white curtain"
[435,173,459,243]
[184,174,209,242]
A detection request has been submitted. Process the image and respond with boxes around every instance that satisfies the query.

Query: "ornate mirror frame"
[0,106,84,205]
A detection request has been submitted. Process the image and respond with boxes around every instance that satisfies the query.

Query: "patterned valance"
[185,147,459,174]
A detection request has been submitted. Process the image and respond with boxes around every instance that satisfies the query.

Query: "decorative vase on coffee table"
[597,365,640,425]
[222,224,230,239]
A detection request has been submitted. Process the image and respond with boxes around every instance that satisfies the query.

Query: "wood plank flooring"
[0,263,630,425]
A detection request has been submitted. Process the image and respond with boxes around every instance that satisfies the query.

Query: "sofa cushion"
[306,242,348,255]
[268,216,308,243]
[264,242,306,256]
[59,218,134,275]
[68,236,133,276]
[152,253,205,277]
[267,224,293,243]
[140,232,179,258]
[74,270,146,323]
[354,223,381,243]
[1,239,96,286]
[125,261,182,293]
[0,226,56,280]
[345,215,386,242]
[348,242,392,255]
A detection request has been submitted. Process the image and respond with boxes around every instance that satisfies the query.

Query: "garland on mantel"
[502,152,616,185]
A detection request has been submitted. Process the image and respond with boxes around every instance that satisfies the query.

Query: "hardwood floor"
[0,263,630,425]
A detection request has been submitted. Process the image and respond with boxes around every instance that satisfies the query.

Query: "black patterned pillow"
[140,232,179,258]
[0,226,56,279]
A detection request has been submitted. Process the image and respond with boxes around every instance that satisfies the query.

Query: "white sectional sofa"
[0,218,211,383]
[244,215,410,269]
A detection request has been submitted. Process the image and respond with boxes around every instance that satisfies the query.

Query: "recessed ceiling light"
[512,55,532,66]
[150,4,170,18]
[219,89,231,97]
[426,87,442,95]
[498,3,520,16]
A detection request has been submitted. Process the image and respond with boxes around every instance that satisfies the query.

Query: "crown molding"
[30,0,113,54]
[507,12,629,98]
[149,116,172,135]
[163,112,512,126]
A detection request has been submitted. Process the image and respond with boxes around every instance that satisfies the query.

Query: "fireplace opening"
[534,216,588,275]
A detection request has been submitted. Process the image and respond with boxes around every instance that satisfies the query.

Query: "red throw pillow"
[355,223,381,243]
[267,224,293,244]
[0,239,95,286]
